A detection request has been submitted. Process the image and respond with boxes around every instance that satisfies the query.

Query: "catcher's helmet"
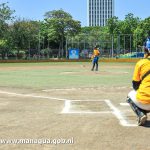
[144,47,150,54]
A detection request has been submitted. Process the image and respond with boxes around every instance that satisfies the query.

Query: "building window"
[88,0,114,26]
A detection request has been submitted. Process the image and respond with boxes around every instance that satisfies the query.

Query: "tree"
[106,16,120,57]
[134,17,150,48]
[0,2,15,59]
[11,19,40,59]
[44,9,81,58]
[0,2,15,37]
[106,16,120,35]
[120,13,140,34]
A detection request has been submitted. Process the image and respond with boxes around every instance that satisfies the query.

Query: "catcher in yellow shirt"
[127,47,150,126]
[91,46,100,71]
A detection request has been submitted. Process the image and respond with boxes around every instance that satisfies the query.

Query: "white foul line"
[0,90,106,102]
[105,100,137,127]
[0,90,66,101]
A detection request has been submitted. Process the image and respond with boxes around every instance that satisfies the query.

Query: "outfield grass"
[0,62,135,89]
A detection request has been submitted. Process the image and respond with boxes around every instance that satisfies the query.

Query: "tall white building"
[87,0,114,26]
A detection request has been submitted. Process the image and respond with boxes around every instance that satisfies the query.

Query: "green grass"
[0,62,135,89]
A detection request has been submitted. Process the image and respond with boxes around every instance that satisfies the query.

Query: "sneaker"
[137,115,147,126]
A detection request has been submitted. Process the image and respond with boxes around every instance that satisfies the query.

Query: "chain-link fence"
[66,33,143,59]
[0,34,144,60]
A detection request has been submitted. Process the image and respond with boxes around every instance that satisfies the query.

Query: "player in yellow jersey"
[91,46,100,71]
[127,47,150,126]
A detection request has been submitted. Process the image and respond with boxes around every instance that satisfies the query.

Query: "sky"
[1,0,150,27]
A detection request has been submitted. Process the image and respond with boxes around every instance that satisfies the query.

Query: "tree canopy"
[0,2,150,59]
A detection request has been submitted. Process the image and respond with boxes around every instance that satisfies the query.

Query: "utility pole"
[111,34,114,58]
[38,28,41,60]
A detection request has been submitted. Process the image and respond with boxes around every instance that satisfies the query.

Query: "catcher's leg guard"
[126,97,146,117]
[126,97,147,125]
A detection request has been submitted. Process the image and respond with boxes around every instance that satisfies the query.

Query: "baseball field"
[0,61,150,150]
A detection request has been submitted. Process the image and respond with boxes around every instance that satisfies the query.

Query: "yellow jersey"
[133,56,150,104]
[92,49,100,57]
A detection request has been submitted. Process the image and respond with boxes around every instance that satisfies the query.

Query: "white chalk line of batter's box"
[61,100,137,127]
[120,103,129,106]
[0,90,137,127]
[61,100,110,114]
[104,100,137,127]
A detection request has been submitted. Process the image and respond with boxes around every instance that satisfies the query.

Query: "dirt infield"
[0,86,150,150]
[0,62,150,150]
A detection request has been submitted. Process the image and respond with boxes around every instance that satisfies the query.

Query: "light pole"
[111,34,114,58]
[38,20,41,60]
[38,30,41,59]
